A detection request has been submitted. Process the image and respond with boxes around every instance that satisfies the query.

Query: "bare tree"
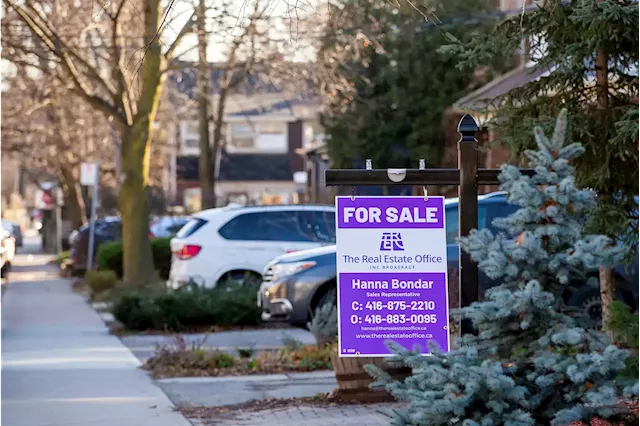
[193,0,306,208]
[1,71,114,230]
[2,0,197,285]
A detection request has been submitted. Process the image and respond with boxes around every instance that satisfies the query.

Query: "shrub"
[151,238,172,279]
[281,334,305,352]
[307,289,338,347]
[288,344,334,371]
[97,237,172,280]
[111,290,165,331]
[97,241,124,277]
[145,335,237,377]
[111,282,262,331]
[608,301,639,379]
[85,270,118,294]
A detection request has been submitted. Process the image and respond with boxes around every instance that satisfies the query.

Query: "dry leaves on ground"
[145,343,334,378]
[177,392,383,421]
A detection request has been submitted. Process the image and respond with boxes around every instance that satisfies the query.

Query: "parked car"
[1,221,23,247]
[69,217,122,273]
[150,216,189,238]
[259,245,337,323]
[167,205,336,289]
[259,192,639,326]
[69,215,188,274]
[1,230,16,278]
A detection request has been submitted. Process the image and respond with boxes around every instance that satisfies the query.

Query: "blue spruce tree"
[366,110,639,426]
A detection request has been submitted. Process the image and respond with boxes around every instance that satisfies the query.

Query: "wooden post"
[457,114,479,315]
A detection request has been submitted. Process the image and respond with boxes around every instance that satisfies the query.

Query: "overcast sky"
[165,0,321,63]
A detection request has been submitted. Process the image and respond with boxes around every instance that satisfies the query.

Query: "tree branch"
[6,0,123,121]
[165,9,197,61]
[110,1,134,125]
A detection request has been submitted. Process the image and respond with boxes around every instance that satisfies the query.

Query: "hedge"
[85,270,118,294]
[97,237,172,280]
[111,282,262,331]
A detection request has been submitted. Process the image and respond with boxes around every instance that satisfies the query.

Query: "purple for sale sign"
[335,196,450,357]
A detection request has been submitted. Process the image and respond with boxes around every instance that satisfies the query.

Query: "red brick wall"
[480,128,512,194]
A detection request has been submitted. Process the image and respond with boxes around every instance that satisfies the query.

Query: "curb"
[126,345,289,352]
[155,370,335,384]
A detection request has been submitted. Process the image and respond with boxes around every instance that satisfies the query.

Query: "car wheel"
[568,286,628,329]
[309,286,336,320]
[217,271,260,289]
[1,262,10,279]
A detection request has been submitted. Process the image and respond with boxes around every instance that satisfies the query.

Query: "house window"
[259,122,285,135]
[230,124,255,148]
[184,138,199,148]
[186,122,198,135]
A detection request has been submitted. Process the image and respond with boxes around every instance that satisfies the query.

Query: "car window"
[295,210,336,243]
[219,211,301,241]
[176,218,208,238]
[445,205,489,244]
[219,211,336,242]
[99,222,122,239]
[167,222,187,235]
[218,213,259,240]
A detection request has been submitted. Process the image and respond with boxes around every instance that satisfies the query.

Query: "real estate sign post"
[335,196,450,357]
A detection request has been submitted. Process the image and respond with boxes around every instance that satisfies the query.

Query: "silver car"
[149,216,189,239]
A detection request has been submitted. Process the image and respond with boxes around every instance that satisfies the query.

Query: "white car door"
[214,208,336,279]
[217,211,292,273]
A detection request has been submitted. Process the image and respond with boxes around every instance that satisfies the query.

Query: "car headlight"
[270,261,316,282]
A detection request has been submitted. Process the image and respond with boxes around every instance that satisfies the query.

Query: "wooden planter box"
[330,350,411,403]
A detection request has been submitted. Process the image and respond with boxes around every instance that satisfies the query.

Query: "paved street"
[1,237,191,426]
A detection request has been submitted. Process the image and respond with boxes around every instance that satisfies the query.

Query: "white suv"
[168,204,336,289]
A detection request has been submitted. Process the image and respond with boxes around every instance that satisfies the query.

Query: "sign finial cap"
[457,113,479,134]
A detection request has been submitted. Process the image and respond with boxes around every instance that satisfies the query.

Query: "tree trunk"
[197,0,215,210]
[595,47,609,110]
[211,88,229,207]
[59,166,86,230]
[119,124,156,286]
[595,47,615,335]
[599,266,615,333]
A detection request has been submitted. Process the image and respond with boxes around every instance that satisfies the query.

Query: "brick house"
[161,65,324,211]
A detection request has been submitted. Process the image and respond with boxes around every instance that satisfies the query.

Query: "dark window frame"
[219,210,336,242]
[176,218,208,238]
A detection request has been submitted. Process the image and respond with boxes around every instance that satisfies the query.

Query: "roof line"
[454,63,527,108]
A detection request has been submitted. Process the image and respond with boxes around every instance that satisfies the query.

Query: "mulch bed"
[571,401,639,426]
[177,393,386,421]
[145,344,333,378]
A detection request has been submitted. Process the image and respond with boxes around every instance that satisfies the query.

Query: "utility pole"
[197,0,215,209]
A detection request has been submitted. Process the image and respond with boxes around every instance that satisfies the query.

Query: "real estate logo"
[379,232,404,251]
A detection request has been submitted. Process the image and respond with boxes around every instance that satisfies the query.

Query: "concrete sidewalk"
[157,371,337,407]
[1,247,192,426]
